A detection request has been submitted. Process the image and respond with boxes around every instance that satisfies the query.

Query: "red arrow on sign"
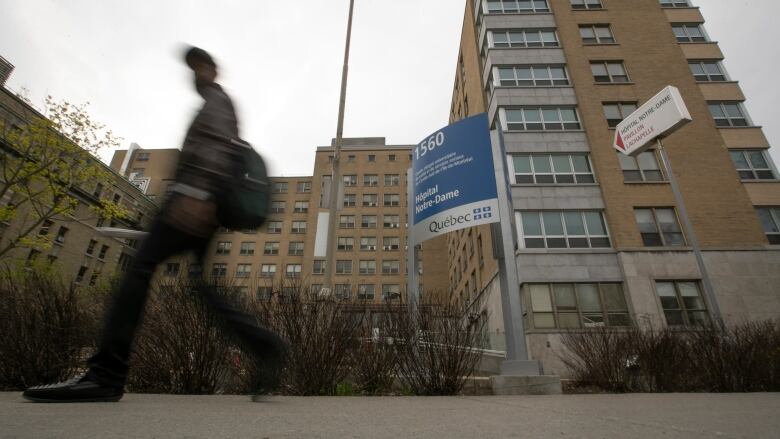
[615,132,626,151]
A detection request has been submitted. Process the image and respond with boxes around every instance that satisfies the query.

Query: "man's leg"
[86,219,208,388]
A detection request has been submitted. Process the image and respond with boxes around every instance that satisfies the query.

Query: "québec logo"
[473,206,492,220]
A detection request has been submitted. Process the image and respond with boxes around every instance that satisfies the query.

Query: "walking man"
[23,47,284,402]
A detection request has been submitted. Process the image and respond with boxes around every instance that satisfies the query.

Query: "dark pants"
[87,218,283,388]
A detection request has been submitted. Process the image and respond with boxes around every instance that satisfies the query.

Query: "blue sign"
[411,113,500,243]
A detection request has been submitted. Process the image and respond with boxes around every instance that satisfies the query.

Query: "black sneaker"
[23,374,124,403]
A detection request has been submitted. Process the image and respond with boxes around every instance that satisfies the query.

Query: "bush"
[127,279,242,394]
[351,303,402,394]
[394,292,488,395]
[0,263,102,390]
[250,281,364,395]
[560,320,780,393]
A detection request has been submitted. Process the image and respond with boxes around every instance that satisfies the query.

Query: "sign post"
[409,113,538,374]
[614,86,721,321]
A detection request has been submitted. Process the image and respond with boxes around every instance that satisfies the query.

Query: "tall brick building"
[449,0,780,373]
[110,138,449,301]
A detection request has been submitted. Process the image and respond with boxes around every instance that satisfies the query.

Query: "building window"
[360,237,377,251]
[291,221,307,233]
[517,211,611,249]
[236,264,252,278]
[362,194,378,207]
[502,107,581,131]
[689,60,726,82]
[337,237,354,251]
[54,226,68,244]
[343,174,357,187]
[364,174,379,186]
[293,201,309,213]
[388,154,396,162]
[359,260,376,275]
[523,283,631,329]
[634,208,685,247]
[336,260,353,274]
[383,237,400,251]
[212,263,227,277]
[382,284,401,300]
[730,150,776,180]
[382,260,400,275]
[347,154,356,162]
[602,102,637,128]
[384,174,400,186]
[477,235,485,266]
[75,266,88,283]
[384,194,400,207]
[579,25,615,44]
[489,29,558,48]
[216,241,232,255]
[339,215,356,229]
[493,65,569,87]
[343,194,357,207]
[263,242,279,255]
[285,264,302,278]
[656,281,710,326]
[571,0,602,9]
[486,0,550,14]
[135,152,150,161]
[672,24,707,42]
[257,286,273,301]
[260,264,276,278]
[288,241,305,256]
[756,207,780,245]
[660,0,690,7]
[368,154,376,162]
[270,201,286,213]
[591,61,629,83]
[361,215,377,228]
[383,215,400,228]
[296,181,312,193]
[312,260,326,274]
[267,221,282,234]
[86,239,98,256]
[357,284,375,300]
[98,245,109,260]
[272,182,288,193]
[239,241,255,256]
[334,284,352,300]
[618,151,664,182]
[708,102,749,127]
[511,154,594,184]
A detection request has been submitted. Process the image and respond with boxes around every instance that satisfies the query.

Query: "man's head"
[184,46,217,84]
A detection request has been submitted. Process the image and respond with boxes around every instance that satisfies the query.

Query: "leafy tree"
[0,95,128,260]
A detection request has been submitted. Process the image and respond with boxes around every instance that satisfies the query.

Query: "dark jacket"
[174,82,241,198]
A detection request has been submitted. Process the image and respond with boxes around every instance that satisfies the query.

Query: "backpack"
[215,138,271,230]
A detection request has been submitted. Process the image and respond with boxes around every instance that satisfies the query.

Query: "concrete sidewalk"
[1,392,778,438]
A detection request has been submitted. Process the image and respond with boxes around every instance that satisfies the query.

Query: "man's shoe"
[23,374,124,403]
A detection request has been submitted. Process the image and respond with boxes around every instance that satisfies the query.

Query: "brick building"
[449,0,780,374]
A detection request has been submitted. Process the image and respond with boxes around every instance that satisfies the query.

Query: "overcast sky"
[1,0,778,175]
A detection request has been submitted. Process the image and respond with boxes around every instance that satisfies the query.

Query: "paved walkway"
[1,392,778,438]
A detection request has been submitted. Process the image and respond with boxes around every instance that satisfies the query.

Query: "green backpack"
[215,138,271,229]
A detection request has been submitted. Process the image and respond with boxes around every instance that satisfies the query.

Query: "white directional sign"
[614,85,691,157]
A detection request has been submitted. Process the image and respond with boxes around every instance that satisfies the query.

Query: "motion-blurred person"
[23,47,284,403]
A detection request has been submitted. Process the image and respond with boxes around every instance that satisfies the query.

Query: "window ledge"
[571,8,609,12]
[503,129,586,134]
[717,125,762,129]
[492,85,574,89]
[696,80,739,85]
[517,248,616,255]
[511,183,600,187]
[615,246,693,252]
[679,41,718,45]
[582,43,620,47]
[484,12,553,17]
[741,179,780,184]
[594,82,636,86]
[623,181,670,185]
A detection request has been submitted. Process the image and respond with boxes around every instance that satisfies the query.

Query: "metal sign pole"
[406,169,419,312]
[656,138,722,321]
[490,130,539,375]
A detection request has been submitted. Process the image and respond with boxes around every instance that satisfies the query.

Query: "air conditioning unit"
[368,245,376,251]
[383,246,391,251]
